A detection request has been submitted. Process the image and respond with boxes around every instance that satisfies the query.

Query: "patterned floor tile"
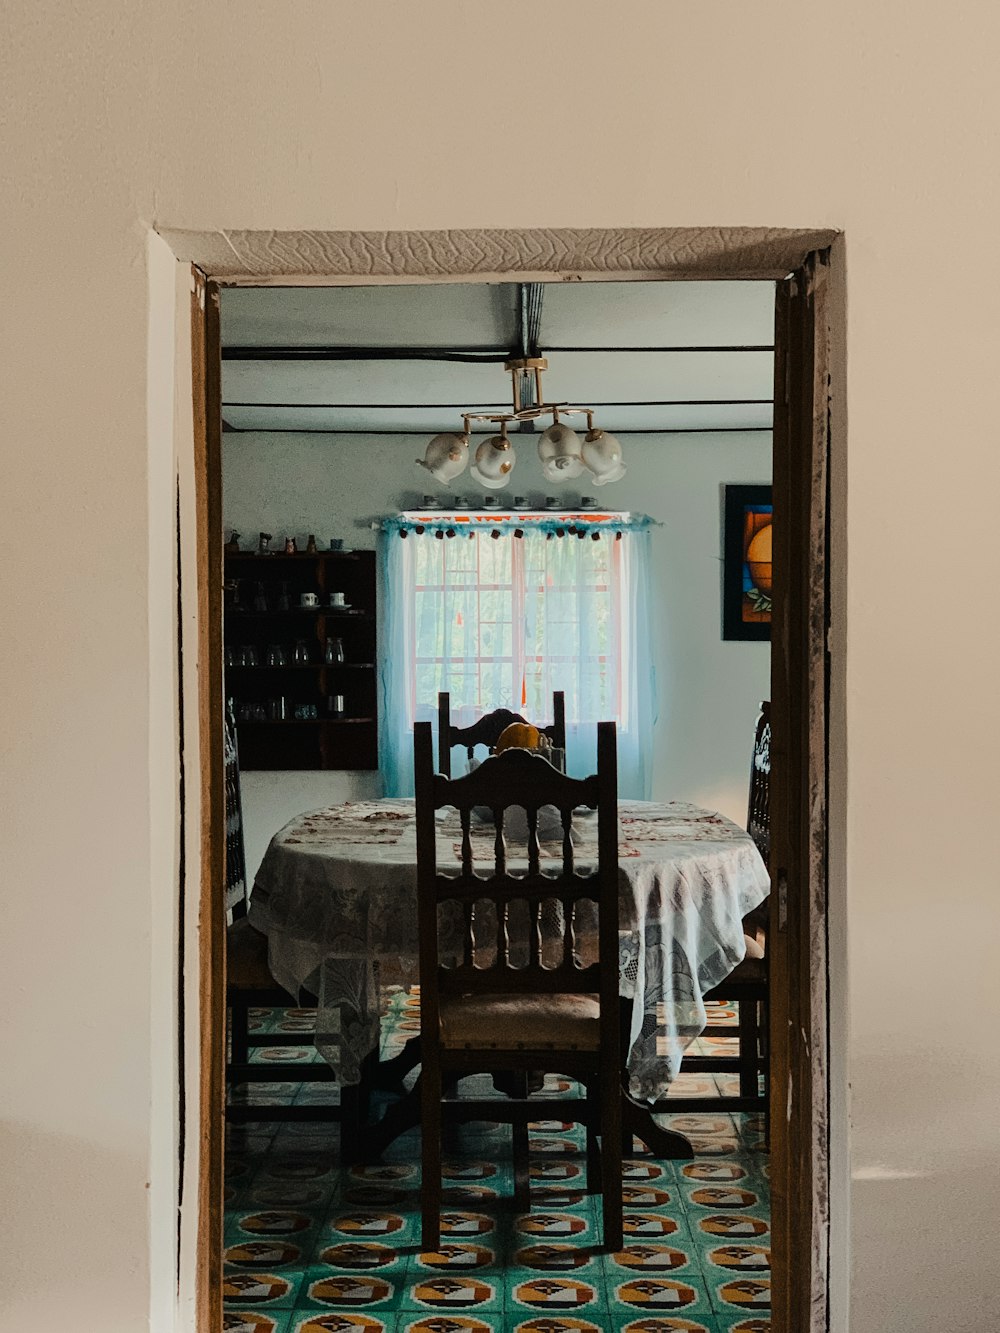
[223,1269,306,1310]
[398,1271,504,1314]
[679,1184,766,1218]
[515,1211,595,1244]
[507,1273,609,1316]
[224,1312,294,1333]
[606,1273,713,1321]
[706,1274,771,1318]
[605,1239,702,1281]
[226,1238,312,1271]
[309,1237,411,1278]
[295,1269,404,1313]
[610,1315,723,1333]
[510,1318,613,1333]
[226,1208,325,1248]
[689,1214,770,1248]
[397,1316,506,1333]
[287,1311,396,1333]
[223,988,769,1329]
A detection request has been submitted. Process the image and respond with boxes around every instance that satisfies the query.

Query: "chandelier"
[417,356,626,490]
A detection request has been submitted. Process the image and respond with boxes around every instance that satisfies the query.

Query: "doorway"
[176,226,839,1333]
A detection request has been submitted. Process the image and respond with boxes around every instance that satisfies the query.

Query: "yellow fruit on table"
[495,722,542,753]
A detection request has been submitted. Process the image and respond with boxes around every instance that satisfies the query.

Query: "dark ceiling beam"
[221,425,772,436]
[222,397,773,410]
[221,343,774,362]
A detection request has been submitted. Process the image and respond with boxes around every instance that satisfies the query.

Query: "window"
[380,512,655,796]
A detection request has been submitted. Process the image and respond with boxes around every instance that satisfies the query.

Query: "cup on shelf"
[299,592,319,608]
[329,591,347,608]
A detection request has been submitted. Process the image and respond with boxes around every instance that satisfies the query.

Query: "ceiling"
[220,280,775,437]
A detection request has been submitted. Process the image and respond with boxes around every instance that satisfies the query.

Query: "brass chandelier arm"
[461,404,596,429]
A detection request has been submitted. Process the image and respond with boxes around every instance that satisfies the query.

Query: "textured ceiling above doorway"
[159,225,839,283]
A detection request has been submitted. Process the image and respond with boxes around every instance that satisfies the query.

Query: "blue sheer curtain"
[379,516,655,797]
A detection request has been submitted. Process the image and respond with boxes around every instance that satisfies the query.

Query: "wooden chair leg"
[229,994,250,1070]
[600,1068,623,1252]
[584,1079,600,1193]
[512,1072,530,1212]
[761,996,771,1147]
[738,998,758,1100]
[421,1058,443,1252]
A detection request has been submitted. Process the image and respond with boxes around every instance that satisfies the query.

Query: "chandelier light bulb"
[583,428,626,485]
[537,422,585,482]
[416,432,470,483]
[470,435,516,489]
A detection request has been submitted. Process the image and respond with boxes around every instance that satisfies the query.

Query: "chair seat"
[706,952,766,995]
[227,918,279,991]
[439,992,601,1051]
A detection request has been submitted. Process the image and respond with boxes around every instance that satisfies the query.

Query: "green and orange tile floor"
[225,989,769,1333]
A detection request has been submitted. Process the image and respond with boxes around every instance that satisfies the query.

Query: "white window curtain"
[379,513,655,796]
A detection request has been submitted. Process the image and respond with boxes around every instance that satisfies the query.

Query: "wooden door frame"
[175,225,841,1332]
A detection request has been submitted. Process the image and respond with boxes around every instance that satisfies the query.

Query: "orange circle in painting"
[746,523,772,593]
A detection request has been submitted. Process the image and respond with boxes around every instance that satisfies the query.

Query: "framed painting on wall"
[723,484,772,640]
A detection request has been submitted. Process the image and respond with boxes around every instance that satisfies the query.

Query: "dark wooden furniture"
[223,703,339,1122]
[414,719,623,1251]
[437,689,566,777]
[224,547,378,771]
[667,701,770,1116]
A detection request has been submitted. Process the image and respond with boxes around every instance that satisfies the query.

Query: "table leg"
[621,1093,694,1160]
[370,1035,421,1095]
[617,999,693,1159]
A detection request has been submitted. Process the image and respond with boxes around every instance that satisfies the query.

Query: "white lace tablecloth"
[248,799,769,1101]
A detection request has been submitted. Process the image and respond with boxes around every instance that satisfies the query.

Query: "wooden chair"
[437,690,567,777]
[667,702,770,1116]
[224,704,336,1122]
[414,719,623,1251]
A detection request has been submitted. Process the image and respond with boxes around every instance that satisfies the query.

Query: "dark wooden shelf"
[238,717,374,726]
[225,547,379,772]
[225,550,363,561]
[227,609,371,618]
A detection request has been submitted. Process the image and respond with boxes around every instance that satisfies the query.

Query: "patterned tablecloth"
[248,799,770,1101]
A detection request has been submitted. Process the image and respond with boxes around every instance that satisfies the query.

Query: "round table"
[249,797,769,1102]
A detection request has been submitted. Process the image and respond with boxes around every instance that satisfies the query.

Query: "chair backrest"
[414,719,620,1027]
[437,690,567,777]
[747,700,771,863]
[224,699,249,922]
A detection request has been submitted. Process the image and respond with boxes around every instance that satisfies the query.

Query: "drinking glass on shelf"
[240,645,259,667]
[224,645,236,667]
[265,643,287,667]
[293,639,311,665]
[324,637,345,664]
[277,581,291,612]
[253,581,269,613]
[268,696,288,721]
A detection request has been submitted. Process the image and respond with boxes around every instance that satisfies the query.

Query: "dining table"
[248,796,770,1157]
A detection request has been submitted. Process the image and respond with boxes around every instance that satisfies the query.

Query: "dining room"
[220,276,776,1333]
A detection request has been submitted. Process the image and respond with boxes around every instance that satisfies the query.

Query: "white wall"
[224,430,772,877]
[5,4,1000,1331]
